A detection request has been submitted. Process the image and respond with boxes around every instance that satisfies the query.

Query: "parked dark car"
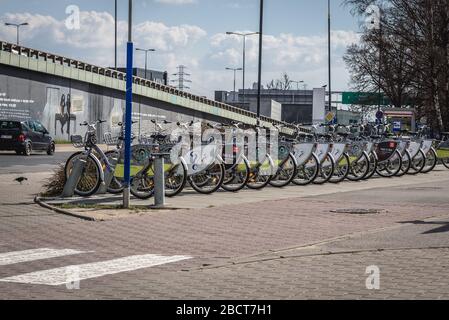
[0,119,55,156]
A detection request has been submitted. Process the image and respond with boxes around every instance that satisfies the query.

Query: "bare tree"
[266,73,292,90]
[343,0,449,132]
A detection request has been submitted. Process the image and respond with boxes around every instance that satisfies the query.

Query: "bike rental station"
[61,116,449,208]
[60,0,449,209]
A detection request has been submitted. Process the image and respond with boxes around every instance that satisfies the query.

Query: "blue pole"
[123,0,133,208]
[124,42,133,186]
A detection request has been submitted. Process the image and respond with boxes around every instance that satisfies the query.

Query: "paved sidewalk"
[0,166,448,299]
[41,167,449,221]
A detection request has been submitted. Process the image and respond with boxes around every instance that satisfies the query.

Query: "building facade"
[215,87,326,124]
[335,110,362,126]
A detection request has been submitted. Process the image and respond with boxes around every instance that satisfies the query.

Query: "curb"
[34,196,98,222]
[55,144,109,153]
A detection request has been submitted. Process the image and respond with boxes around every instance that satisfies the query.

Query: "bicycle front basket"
[70,135,84,149]
[103,132,120,146]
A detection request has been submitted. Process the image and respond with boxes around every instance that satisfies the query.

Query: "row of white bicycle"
[64,120,449,199]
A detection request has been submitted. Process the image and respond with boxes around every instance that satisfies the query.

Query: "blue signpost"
[393,121,401,133]
[123,0,133,208]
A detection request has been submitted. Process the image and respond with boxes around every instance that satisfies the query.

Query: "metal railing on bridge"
[0,40,310,135]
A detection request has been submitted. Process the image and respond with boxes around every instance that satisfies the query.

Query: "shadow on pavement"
[401,220,449,234]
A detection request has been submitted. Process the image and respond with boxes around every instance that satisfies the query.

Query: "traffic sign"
[376,110,384,120]
[393,121,401,133]
[325,112,336,123]
[342,92,389,106]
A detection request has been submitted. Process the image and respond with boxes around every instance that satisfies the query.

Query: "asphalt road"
[0,151,72,174]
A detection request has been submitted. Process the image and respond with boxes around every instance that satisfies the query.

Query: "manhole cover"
[330,209,385,215]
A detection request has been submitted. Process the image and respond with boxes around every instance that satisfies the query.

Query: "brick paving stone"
[0,171,448,299]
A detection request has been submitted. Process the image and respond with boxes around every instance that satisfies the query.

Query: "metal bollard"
[98,156,118,195]
[153,156,166,208]
[62,158,86,198]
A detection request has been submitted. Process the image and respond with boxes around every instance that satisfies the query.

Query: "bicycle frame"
[292,142,316,167]
[221,128,250,173]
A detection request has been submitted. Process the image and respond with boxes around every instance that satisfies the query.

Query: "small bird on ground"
[14,177,28,185]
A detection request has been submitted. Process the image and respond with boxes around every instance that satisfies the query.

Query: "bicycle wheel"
[442,156,449,169]
[292,154,320,186]
[313,154,335,185]
[130,170,154,200]
[189,163,225,194]
[269,154,297,188]
[329,153,350,184]
[246,160,274,190]
[376,150,402,178]
[221,158,251,192]
[165,161,188,197]
[396,151,411,177]
[104,150,125,194]
[347,152,370,182]
[64,152,102,197]
[421,148,437,173]
[364,152,378,180]
[408,149,426,175]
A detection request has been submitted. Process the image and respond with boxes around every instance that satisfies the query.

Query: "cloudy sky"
[0,0,362,98]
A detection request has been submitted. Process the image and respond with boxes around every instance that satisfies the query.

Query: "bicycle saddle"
[370,135,382,139]
[118,135,136,141]
[317,133,332,139]
[337,132,350,138]
[151,134,168,140]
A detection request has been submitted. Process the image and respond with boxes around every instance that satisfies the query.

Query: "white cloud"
[0,10,358,97]
[0,11,207,68]
[210,30,359,70]
[134,22,206,51]
[205,30,359,93]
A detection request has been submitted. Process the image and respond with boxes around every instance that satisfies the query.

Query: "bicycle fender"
[216,154,224,164]
[90,154,105,183]
[266,154,276,176]
[289,152,299,167]
[179,156,188,170]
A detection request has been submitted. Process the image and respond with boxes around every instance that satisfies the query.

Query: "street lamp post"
[291,80,304,91]
[256,0,264,119]
[226,67,243,96]
[115,0,118,70]
[5,22,29,45]
[226,31,259,108]
[378,13,383,114]
[136,48,155,136]
[291,80,304,104]
[136,48,156,80]
[327,0,332,113]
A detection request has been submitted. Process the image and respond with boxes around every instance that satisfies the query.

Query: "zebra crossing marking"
[0,254,192,286]
[0,248,87,266]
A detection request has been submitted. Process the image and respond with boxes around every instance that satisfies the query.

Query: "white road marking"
[0,248,87,266]
[0,254,192,286]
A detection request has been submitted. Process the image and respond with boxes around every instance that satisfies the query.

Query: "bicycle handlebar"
[117,121,138,127]
[176,121,195,128]
[80,120,106,127]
